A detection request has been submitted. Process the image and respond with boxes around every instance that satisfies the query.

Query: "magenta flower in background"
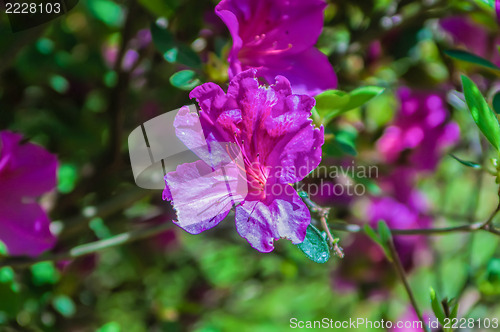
[0,131,58,257]
[163,69,324,252]
[440,16,500,65]
[495,0,500,24]
[215,0,337,96]
[367,168,431,270]
[377,88,459,171]
[390,307,426,332]
[497,0,500,25]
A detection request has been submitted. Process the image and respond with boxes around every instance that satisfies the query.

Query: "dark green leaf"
[151,23,201,68]
[430,288,447,326]
[297,224,330,264]
[449,154,482,169]
[462,75,500,151]
[493,92,500,114]
[169,70,201,90]
[445,50,500,71]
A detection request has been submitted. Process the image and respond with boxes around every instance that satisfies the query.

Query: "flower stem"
[386,238,430,332]
[302,196,344,258]
[0,221,172,269]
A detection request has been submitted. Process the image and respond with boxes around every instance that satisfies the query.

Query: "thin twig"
[0,221,172,269]
[303,197,344,258]
[386,239,430,332]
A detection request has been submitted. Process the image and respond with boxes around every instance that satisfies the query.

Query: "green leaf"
[31,262,60,286]
[430,288,447,326]
[445,50,500,71]
[334,132,358,156]
[57,163,78,194]
[52,295,76,318]
[450,302,459,320]
[0,241,8,256]
[449,154,482,169]
[363,224,392,261]
[97,322,121,332]
[314,87,384,124]
[87,0,124,27]
[169,70,201,90]
[462,75,500,151]
[315,90,349,119]
[377,220,393,244]
[150,23,201,68]
[341,86,385,112]
[363,224,380,244]
[296,224,330,264]
[493,92,500,114]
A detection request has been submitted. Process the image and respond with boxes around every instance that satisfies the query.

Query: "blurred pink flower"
[367,168,431,270]
[390,307,426,332]
[440,16,500,65]
[215,0,337,95]
[377,88,459,171]
[0,131,58,257]
[497,0,500,25]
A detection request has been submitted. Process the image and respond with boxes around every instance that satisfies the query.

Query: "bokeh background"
[1,0,500,331]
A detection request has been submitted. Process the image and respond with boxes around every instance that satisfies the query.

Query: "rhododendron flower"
[497,0,500,25]
[163,69,324,252]
[440,16,500,65]
[215,0,337,96]
[367,168,431,270]
[334,169,431,296]
[0,131,58,257]
[390,307,426,332]
[377,88,459,171]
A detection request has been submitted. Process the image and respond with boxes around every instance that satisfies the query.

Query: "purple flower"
[440,16,500,65]
[367,167,431,270]
[0,131,58,257]
[215,0,337,96]
[163,69,324,252]
[377,88,459,171]
[390,307,426,332]
[497,0,500,25]
[333,168,430,295]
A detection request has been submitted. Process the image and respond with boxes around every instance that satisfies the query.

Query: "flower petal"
[215,0,327,56]
[0,200,56,257]
[0,131,57,199]
[257,48,337,96]
[235,186,310,252]
[165,159,247,234]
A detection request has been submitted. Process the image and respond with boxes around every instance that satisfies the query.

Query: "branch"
[0,221,172,269]
[303,197,344,258]
[386,237,430,332]
[329,221,500,236]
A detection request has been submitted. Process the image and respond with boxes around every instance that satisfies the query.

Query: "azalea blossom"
[215,0,337,96]
[163,69,324,252]
[439,16,500,66]
[376,88,459,171]
[0,131,58,257]
[497,0,500,25]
